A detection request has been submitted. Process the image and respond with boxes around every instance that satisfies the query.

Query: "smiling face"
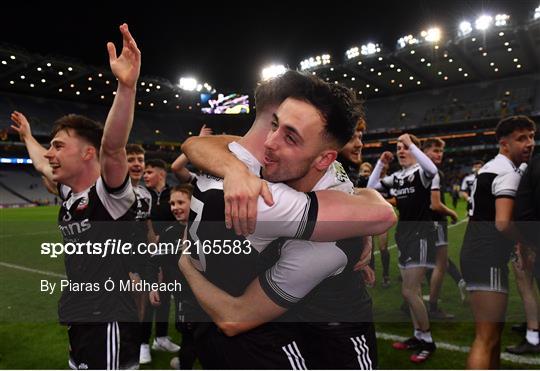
[341,129,363,165]
[127,153,145,182]
[44,129,96,184]
[262,98,336,184]
[170,190,190,223]
[396,141,415,168]
[501,128,535,166]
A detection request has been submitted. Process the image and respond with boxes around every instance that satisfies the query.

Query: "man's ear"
[83,145,97,161]
[315,149,338,171]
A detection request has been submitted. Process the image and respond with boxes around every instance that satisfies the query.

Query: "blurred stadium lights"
[475,15,493,30]
[534,5,540,19]
[300,54,331,70]
[346,47,360,59]
[421,27,441,42]
[261,64,287,81]
[178,77,198,91]
[397,34,419,49]
[494,14,510,26]
[458,21,473,37]
[361,43,381,56]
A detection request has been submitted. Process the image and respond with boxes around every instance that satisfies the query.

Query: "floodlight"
[422,28,441,42]
[397,35,419,48]
[458,21,472,36]
[179,77,198,91]
[346,47,360,60]
[261,65,287,81]
[495,14,509,26]
[475,15,492,30]
[361,43,381,56]
[535,6,540,20]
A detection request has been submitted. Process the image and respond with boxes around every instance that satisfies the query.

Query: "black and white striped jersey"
[461,154,526,260]
[380,163,435,241]
[56,176,138,323]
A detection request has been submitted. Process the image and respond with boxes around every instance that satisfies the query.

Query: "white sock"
[418,330,433,343]
[414,329,422,340]
[526,329,539,346]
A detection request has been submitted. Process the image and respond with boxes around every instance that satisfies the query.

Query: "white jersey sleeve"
[431,173,441,191]
[259,240,347,307]
[96,176,136,220]
[248,182,318,252]
[491,170,522,198]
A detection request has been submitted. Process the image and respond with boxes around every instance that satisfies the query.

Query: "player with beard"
[460,115,535,368]
[178,72,395,369]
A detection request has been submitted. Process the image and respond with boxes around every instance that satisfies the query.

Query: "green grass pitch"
[0,201,537,369]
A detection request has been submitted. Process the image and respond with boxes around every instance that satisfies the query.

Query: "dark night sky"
[1,1,537,93]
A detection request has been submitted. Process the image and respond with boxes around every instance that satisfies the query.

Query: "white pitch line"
[374,218,468,255]
[2,248,538,366]
[0,261,66,278]
[377,331,540,366]
[1,230,59,238]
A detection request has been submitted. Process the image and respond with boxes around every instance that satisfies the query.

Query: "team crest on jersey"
[333,162,349,183]
[76,197,89,211]
[407,173,415,183]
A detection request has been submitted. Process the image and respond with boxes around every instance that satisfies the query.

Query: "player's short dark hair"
[126,143,145,155]
[171,184,193,198]
[145,159,168,171]
[256,71,363,148]
[51,114,103,150]
[422,137,445,150]
[398,134,420,147]
[473,160,484,167]
[495,115,536,141]
[254,70,311,114]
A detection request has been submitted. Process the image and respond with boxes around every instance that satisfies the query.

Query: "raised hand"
[10,111,32,140]
[107,23,141,90]
[199,124,213,137]
[380,151,394,165]
[398,133,413,148]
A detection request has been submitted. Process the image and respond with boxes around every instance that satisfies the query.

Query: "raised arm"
[171,125,214,182]
[10,111,54,183]
[100,23,141,188]
[367,151,393,190]
[399,134,437,178]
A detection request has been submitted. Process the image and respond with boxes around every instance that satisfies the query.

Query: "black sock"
[381,250,390,277]
[429,301,438,312]
[447,258,462,284]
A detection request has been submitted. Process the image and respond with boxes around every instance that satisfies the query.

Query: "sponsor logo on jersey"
[59,219,91,237]
[394,186,416,196]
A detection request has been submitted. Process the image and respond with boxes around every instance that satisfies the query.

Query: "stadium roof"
[0,2,538,109]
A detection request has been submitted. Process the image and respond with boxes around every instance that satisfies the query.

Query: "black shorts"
[67,322,139,370]
[298,322,377,370]
[460,254,509,293]
[194,322,304,369]
[434,222,448,248]
[397,234,436,269]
